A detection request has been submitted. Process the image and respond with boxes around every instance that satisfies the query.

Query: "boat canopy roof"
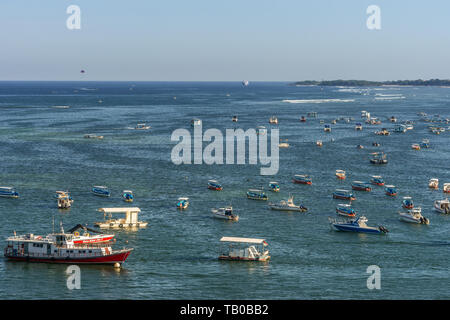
[248,189,264,192]
[269,181,278,184]
[93,186,108,189]
[0,187,15,190]
[178,197,189,200]
[336,189,351,192]
[220,237,267,244]
[385,185,396,188]
[123,190,133,193]
[371,175,382,178]
[98,207,141,213]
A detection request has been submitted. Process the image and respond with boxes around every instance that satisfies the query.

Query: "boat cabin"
[95,207,147,229]
[219,237,270,262]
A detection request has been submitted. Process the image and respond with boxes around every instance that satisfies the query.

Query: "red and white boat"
[4,224,132,266]
[67,224,115,244]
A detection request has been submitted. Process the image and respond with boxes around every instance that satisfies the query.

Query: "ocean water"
[0,81,449,299]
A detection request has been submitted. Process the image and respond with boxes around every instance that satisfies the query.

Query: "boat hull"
[333,194,356,201]
[332,224,381,234]
[219,255,270,262]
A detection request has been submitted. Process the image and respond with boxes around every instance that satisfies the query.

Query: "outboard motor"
[379,226,389,233]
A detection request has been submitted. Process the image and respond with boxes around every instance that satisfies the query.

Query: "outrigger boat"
[335,170,346,180]
[122,190,134,202]
[94,207,148,228]
[292,174,312,185]
[0,187,19,198]
[333,189,356,201]
[268,182,280,192]
[351,181,372,192]
[402,196,414,209]
[399,208,429,225]
[268,195,307,212]
[385,185,397,196]
[336,204,356,217]
[211,206,239,221]
[370,152,387,165]
[92,186,111,197]
[219,237,270,262]
[207,180,223,191]
[329,216,388,234]
[370,175,385,186]
[434,199,450,214]
[429,178,439,189]
[444,183,450,194]
[3,223,132,266]
[246,189,268,201]
[176,197,189,209]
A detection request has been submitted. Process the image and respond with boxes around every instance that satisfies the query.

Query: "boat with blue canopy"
[246,189,268,201]
[207,180,223,191]
[402,196,414,209]
[385,185,398,196]
[370,152,387,165]
[177,197,189,209]
[123,190,134,202]
[292,174,312,185]
[351,181,372,192]
[370,175,385,186]
[268,182,280,192]
[332,189,356,201]
[336,204,356,217]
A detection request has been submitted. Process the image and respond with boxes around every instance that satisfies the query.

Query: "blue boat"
[0,187,19,198]
[336,204,356,217]
[92,186,111,197]
[177,197,189,209]
[402,196,414,209]
[330,216,388,234]
[268,182,280,192]
[123,190,134,202]
[332,189,356,201]
[351,181,372,192]
[247,189,268,201]
[207,180,223,191]
[385,185,397,197]
[370,175,385,186]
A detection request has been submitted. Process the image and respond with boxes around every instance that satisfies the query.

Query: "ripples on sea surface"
[0,82,449,299]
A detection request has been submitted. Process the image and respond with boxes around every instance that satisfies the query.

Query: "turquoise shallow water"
[0,82,449,299]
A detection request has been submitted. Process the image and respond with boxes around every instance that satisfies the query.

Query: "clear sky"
[0,0,449,81]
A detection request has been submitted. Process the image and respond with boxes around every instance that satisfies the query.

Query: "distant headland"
[291,79,450,87]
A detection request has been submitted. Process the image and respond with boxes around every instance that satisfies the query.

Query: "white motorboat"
[428,178,439,189]
[434,199,450,214]
[135,123,151,130]
[268,195,307,212]
[399,208,429,224]
[211,206,239,221]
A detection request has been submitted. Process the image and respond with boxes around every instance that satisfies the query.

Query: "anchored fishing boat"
[292,174,312,185]
[444,183,450,194]
[207,180,223,191]
[420,139,430,148]
[335,170,346,180]
[385,185,398,196]
[3,224,131,266]
[434,199,450,214]
[268,182,280,192]
[92,186,111,197]
[402,196,414,209]
[429,178,439,189]
[176,197,189,209]
[399,208,429,225]
[300,116,306,122]
[219,237,270,262]
[329,216,388,234]
[246,189,268,201]
[122,190,134,202]
[370,175,385,186]
[336,204,356,217]
[351,181,372,192]
[332,189,356,201]
[211,206,239,221]
[268,195,307,212]
[84,134,104,139]
[0,187,19,198]
[370,152,387,165]
[375,128,390,136]
[95,207,148,228]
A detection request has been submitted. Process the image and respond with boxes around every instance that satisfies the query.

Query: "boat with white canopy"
[94,207,148,229]
[219,237,270,262]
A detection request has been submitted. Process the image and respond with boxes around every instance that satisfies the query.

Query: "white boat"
[444,183,450,194]
[429,178,439,189]
[211,206,239,221]
[399,208,429,224]
[335,170,346,180]
[268,195,307,212]
[434,199,450,214]
[94,207,148,229]
[316,140,323,147]
[0,187,19,198]
[56,191,74,209]
[219,237,270,262]
[279,139,289,148]
[269,116,278,124]
[135,123,151,130]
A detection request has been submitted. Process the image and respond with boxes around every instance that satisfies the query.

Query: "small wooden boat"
[336,204,356,217]
[444,183,450,194]
[122,190,134,202]
[292,175,312,185]
[92,186,111,197]
[370,175,385,186]
[246,189,268,201]
[428,178,439,189]
[401,197,414,209]
[268,182,280,192]
[95,207,148,228]
[351,181,372,192]
[207,180,223,191]
[0,187,19,198]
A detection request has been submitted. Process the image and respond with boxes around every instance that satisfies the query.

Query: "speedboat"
[399,208,429,224]
[434,199,450,214]
[177,197,189,209]
[269,116,278,124]
[219,237,270,262]
[370,175,385,186]
[292,174,312,185]
[211,206,239,221]
[370,152,387,164]
[92,186,111,197]
[351,181,372,192]
[411,143,421,150]
[0,187,19,198]
[330,216,388,234]
[335,170,346,180]
[324,124,331,132]
[385,185,397,196]
[401,196,414,209]
[333,189,356,201]
[246,189,268,201]
[268,195,307,212]
[336,204,356,217]
[135,123,151,130]
[268,182,280,192]
[428,178,439,189]
[355,123,363,130]
[444,183,450,194]
[207,180,223,191]
[123,190,134,202]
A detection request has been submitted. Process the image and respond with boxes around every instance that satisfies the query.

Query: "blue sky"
[0,0,449,81]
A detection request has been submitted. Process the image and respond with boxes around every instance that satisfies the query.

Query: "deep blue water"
[0,81,449,299]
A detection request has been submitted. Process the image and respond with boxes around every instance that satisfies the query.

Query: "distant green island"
[291,79,450,87]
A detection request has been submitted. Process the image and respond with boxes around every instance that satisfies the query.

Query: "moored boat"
[56,191,74,209]
[211,206,239,221]
[292,174,312,185]
[428,178,439,189]
[219,237,270,262]
[246,189,268,201]
[268,182,280,192]
[207,180,223,191]
[191,119,202,127]
[268,195,307,212]
[0,187,19,198]
[316,140,323,147]
[176,197,189,209]
[351,181,372,192]
[370,152,387,164]
[335,170,346,180]
[332,189,356,201]
[411,143,421,150]
[135,123,151,130]
[122,190,134,202]
[434,198,450,214]
[385,185,397,196]
[95,207,148,228]
[300,116,306,122]
[401,196,414,209]
[399,208,429,224]
[336,204,356,217]
[256,126,267,135]
[324,124,331,132]
[444,183,450,194]
[92,186,111,197]
[269,116,278,124]
[329,216,388,234]
[232,115,238,122]
[370,175,385,186]
[394,124,407,133]
[355,123,363,131]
